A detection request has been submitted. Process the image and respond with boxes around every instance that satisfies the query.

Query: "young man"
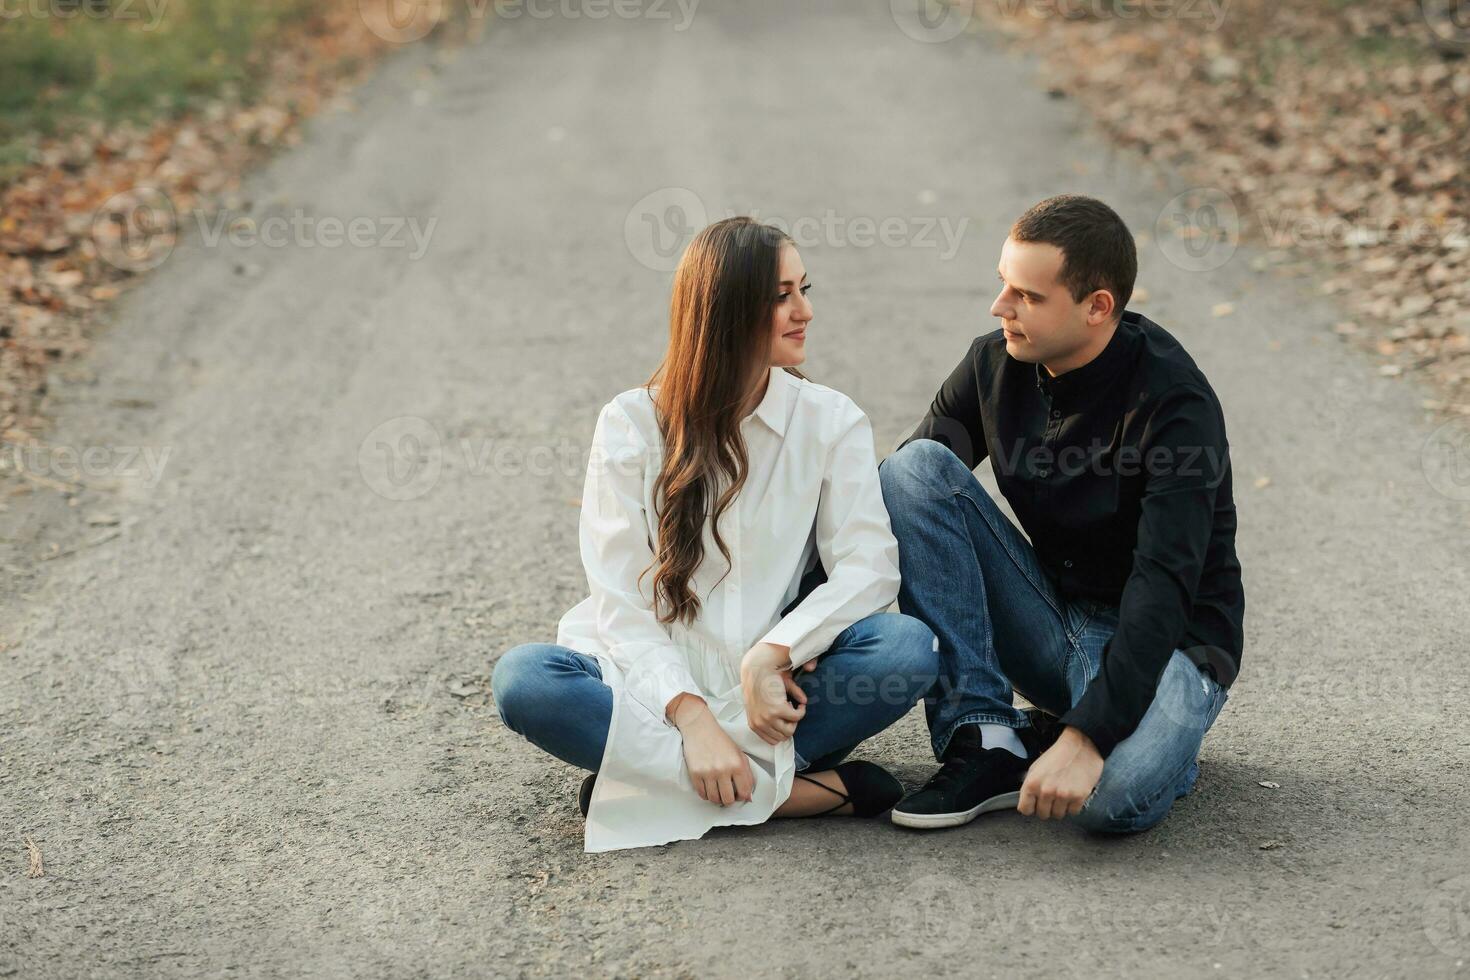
[879,195,1245,833]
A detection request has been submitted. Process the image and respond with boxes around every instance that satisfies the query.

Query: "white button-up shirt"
[554,365,902,852]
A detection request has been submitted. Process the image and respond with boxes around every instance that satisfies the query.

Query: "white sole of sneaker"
[889,790,1022,829]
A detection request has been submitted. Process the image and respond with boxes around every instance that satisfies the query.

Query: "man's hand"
[1017,726,1105,820]
[739,642,806,745]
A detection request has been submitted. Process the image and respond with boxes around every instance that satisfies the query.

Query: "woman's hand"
[740,642,807,746]
[668,694,755,806]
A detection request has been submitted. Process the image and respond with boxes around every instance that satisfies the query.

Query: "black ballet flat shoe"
[578,774,596,817]
[794,760,905,818]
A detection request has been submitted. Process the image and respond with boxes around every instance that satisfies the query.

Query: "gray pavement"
[3,1,1469,976]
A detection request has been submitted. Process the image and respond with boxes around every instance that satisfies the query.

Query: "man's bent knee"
[1072,767,1188,834]
[876,613,941,694]
[879,439,967,503]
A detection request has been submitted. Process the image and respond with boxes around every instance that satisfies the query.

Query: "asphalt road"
[3,1,1469,977]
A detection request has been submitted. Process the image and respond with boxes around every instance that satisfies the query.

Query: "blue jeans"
[878,439,1231,833]
[492,612,940,774]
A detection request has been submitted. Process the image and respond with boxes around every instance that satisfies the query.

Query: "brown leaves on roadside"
[972,0,1470,418]
[0,2,433,449]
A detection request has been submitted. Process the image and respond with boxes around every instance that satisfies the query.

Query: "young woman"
[491,217,939,852]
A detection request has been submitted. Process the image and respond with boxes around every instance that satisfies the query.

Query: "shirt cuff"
[758,614,822,669]
[1057,696,1130,759]
[621,646,701,726]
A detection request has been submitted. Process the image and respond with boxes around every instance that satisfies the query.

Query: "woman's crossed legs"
[491,612,939,816]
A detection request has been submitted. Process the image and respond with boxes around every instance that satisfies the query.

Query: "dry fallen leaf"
[24,836,43,878]
[447,680,481,698]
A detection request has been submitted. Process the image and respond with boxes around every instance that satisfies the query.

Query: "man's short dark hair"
[1010,195,1137,318]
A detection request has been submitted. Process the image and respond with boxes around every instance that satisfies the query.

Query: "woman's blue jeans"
[878,439,1231,834]
[492,612,940,774]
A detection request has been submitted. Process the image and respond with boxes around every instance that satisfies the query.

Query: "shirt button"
[1063,560,1074,568]
[1051,410,1061,419]
[1037,468,1052,478]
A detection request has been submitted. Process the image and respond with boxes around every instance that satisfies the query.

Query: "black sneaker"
[890,726,1030,830]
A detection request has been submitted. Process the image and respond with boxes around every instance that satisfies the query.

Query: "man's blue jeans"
[878,439,1230,834]
[492,612,940,774]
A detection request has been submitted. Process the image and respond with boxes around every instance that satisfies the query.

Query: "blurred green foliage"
[0,0,316,176]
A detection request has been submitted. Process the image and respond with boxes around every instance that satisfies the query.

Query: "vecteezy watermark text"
[358,416,591,501]
[1156,185,1470,273]
[0,0,169,29]
[623,188,970,272]
[492,0,697,29]
[994,0,1229,30]
[90,187,438,273]
[1,441,171,489]
[356,0,698,43]
[890,0,1228,43]
[194,210,437,260]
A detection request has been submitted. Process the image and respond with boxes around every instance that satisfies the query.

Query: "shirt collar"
[746,366,790,436]
[1034,311,1141,404]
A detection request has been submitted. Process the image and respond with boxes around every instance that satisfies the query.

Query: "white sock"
[979,723,1028,760]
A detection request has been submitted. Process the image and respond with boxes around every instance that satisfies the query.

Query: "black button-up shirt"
[900,310,1246,757]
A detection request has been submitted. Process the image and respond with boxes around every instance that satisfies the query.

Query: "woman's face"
[768,244,812,367]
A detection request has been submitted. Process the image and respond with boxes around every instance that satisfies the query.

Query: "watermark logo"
[890,0,972,42]
[1155,187,1240,273]
[358,417,444,501]
[1421,418,1470,502]
[890,874,975,955]
[1424,873,1470,957]
[1421,0,1470,48]
[624,187,708,273]
[91,187,178,273]
[358,0,445,43]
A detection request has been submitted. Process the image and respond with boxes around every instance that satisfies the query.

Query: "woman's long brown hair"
[642,217,804,628]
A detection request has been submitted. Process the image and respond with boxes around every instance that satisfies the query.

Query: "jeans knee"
[490,643,551,729]
[867,613,940,699]
[1072,778,1176,835]
[880,440,963,513]
[889,613,940,674]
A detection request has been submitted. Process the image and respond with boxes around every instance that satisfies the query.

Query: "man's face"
[989,237,1095,370]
